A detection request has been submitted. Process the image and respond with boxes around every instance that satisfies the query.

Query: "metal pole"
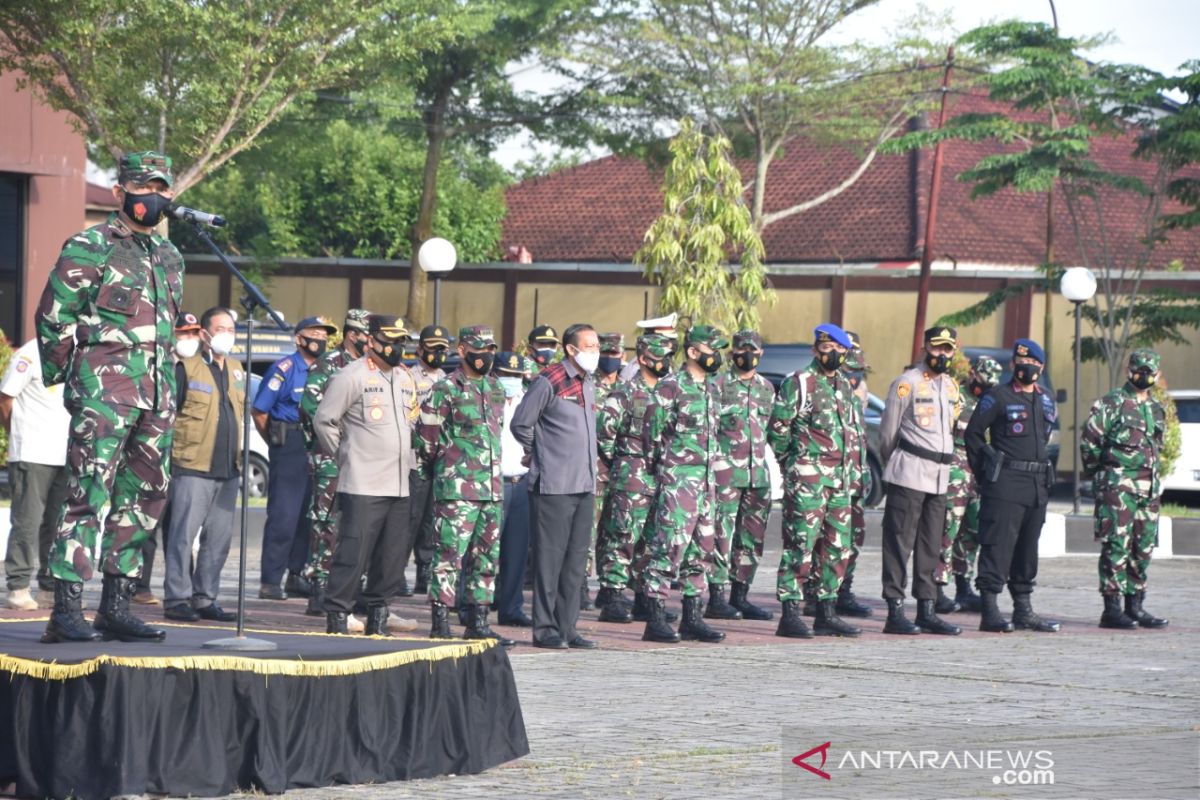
[1072,301,1082,514]
[433,276,442,326]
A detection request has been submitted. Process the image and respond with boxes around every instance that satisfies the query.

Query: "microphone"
[166,203,227,228]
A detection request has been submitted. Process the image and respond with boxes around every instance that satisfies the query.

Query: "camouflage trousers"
[710,484,771,586]
[596,489,653,590]
[585,476,608,578]
[937,467,977,584]
[430,499,501,607]
[779,483,851,602]
[1095,487,1159,596]
[302,452,340,582]
[840,495,867,583]
[637,479,716,600]
[50,399,174,583]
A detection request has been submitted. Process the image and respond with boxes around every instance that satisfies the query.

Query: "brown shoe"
[132,589,160,606]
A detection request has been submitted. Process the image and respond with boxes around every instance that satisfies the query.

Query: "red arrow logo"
[792,741,832,780]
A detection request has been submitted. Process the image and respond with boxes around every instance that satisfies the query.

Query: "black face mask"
[692,349,722,374]
[1014,363,1041,386]
[374,339,404,367]
[925,352,951,374]
[422,349,447,369]
[817,349,845,371]
[732,352,759,373]
[467,351,495,375]
[121,190,172,227]
[532,348,556,366]
[598,356,622,375]
[643,357,669,377]
[1129,370,1156,391]
[969,380,991,397]
[299,335,327,358]
[846,370,864,390]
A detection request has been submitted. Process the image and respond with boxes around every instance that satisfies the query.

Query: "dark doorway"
[0,174,25,343]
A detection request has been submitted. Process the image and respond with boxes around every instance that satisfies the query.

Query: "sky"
[491,0,1199,170]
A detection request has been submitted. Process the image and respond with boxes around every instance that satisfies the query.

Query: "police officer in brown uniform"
[877,327,963,636]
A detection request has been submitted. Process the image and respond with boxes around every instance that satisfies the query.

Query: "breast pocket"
[1005,408,1030,437]
[451,396,480,427]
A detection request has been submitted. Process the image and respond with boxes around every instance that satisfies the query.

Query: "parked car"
[960,346,1063,474]
[244,373,271,498]
[1162,390,1200,495]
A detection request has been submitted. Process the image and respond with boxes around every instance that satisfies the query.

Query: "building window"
[0,173,25,342]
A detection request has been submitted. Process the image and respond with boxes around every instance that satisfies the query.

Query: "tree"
[0,0,452,194]
[636,119,773,334]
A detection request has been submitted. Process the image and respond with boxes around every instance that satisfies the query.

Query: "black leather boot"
[41,579,101,643]
[678,595,724,642]
[579,583,594,611]
[429,603,453,639]
[814,599,860,637]
[364,604,391,636]
[730,580,773,621]
[641,597,681,643]
[775,599,812,639]
[326,611,349,634]
[1126,591,1168,629]
[597,588,633,623]
[802,592,818,617]
[284,571,312,598]
[464,604,514,647]
[305,580,326,617]
[954,574,982,612]
[883,598,920,635]
[1100,594,1137,629]
[703,584,743,620]
[935,585,960,614]
[979,591,1014,633]
[1011,592,1060,632]
[632,590,677,622]
[93,574,166,642]
[916,599,962,635]
[835,576,872,618]
[414,561,431,595]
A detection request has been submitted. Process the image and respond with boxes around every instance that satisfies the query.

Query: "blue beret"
[1013,338,1045,364]
[813,323,852,349]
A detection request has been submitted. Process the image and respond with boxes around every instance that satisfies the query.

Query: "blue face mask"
[498,376,523,398]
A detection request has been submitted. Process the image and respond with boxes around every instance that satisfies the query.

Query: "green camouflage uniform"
[636,326,727,600]
[417,327,505,608]
[769,357,863,602]
[711,331,775,587]
[1081,350,1166,597]
[37,154,183,583]
[588,332,625,578]
[838,332,871,585]
[299,309,370,581]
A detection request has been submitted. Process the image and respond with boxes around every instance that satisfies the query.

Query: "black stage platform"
[0,619,528,799]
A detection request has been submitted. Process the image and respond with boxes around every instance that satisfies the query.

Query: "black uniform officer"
[964,338,1061,633]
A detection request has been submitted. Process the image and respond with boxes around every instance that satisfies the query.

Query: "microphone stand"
[191,223,282,652]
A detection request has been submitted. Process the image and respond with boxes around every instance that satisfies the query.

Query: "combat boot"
[882,598,920,635]
[678,595,724,643]
[703,584,742,620]
[915,599,962,635]
[579,583,594,611]
[364,604,391,636]
[429,603,453,639]
[41,579,102,643]
[305,580,326,617]
[597,588,633,623]
[835,577,872,618]
[414,561,431,595]
[1099,594,1137,629]
[632,591,677,623]
[93,574,166,642]
[935,585,960,615]
[464,605,514,647]
[1126,591,1168,629]
[730,581,773,621]
[641,597,681,643]
[979,591,1014,633]
[1010,592,1060,632]
[802,592,818,617]
[775,599,812,639]
[954,574,982,612]
[814,600,861,637]
[326,611,349,635]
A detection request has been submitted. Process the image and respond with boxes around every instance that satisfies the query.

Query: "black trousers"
[495,475,531,619]
[975,496,1045,596]
[880,483,946,601]
[529,491,593,644]
[403,471,436,568]
[323,493,411,613]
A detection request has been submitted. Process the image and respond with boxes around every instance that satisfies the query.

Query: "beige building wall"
[759,288,831,344]
[181,274,220,316]
[513,284,659,348]
[438,281,505,336]
[269,277,349,327]
[362,278,412,320]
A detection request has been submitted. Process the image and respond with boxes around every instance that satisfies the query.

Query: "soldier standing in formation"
[582,332,626,612]
[524,324,560,384]
[405,325,450,595]
[37,151,182,644]
[1082,349,1169,630]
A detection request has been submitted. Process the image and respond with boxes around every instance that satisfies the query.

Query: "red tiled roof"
[503,92,1199,269]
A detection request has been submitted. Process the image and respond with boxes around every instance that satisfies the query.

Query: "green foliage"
[1153,385,1181,481]
[1078,287,1200,362]
[636,120,773,334]
[1134,62,1200,233]
[933,283,1033,329]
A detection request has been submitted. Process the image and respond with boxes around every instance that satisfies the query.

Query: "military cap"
[925,325,958,348]
[1013,338,1046,364]
[732,330,763,351]
[636,333,673,359]
[494,351,528,376]
[1129,349,1161,372]
[420,324,452,348]
[295,315,337,335]
[367,314,407,341]
[599,332,624,355]
[685,324,729,349]
[174,311,200,332]
[460,325,498,350]
[813,323,852,349]
[529,324,560,345]
[343,308,371,332]
[119,151,174,187]
[972,355,1004,387]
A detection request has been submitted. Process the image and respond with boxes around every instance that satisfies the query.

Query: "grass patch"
[1161,502,1200,519]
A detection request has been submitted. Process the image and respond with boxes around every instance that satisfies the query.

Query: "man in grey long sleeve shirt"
[510,323,601,650]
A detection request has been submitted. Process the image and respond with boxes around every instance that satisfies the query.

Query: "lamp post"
[417,237,457,326]
[1060,266,1098,514]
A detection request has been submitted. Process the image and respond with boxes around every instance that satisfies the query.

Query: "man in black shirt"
[964,338,1060,633]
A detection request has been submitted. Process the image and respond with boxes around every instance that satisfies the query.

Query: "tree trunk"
[406,88,450,326]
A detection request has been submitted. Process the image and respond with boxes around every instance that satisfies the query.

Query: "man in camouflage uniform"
[595,334,672,624]
[404,324,451,594]
[417,326,511,647]
[937,354,1002,613]
[585,332,625,613]
[1082,349,1170,630]
[298,308,371,615]
[768,324,862,639]
[708,330,775,622]
[636,325,728,644]
[524,324,560,385]
[37,151,182,644]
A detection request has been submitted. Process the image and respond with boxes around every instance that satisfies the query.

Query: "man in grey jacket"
[315,314,417,635]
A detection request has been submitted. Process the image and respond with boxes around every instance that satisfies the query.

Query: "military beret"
[460,325,498,350]
[119,151,173,187]
[925,326,957,347]
[598,332,624,355]
[343,309,371,333]
[813,323,852,349]
[1013,338,1046,364]
[295,315,338,336]
[972,355,1003,387]
[174,311,200,332]
[528,324,560,345]
[420,324,452,348]
[494,351,528,376]
[732,330,763,351]
[685,324,729,349]
[368,314,407,341]
[1129,349,1160,372]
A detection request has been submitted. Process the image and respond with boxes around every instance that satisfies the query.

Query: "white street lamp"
[1060,267,1097,513]
[418,237,458,326]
